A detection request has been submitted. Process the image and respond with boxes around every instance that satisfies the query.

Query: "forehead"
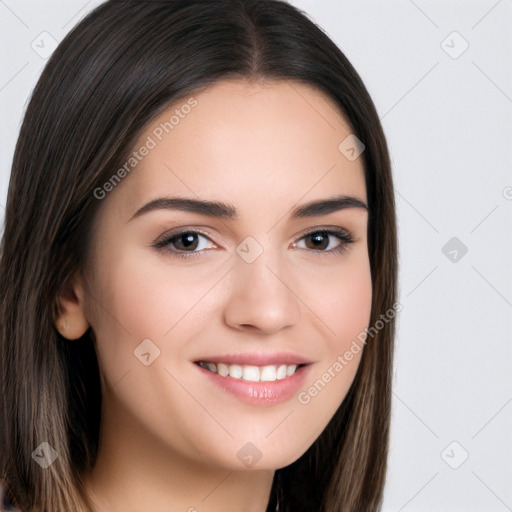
[110,79,366,220]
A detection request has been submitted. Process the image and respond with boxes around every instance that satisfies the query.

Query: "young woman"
[0,1,398,511]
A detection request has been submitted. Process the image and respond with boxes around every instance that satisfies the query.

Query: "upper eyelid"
[300,225,352,237]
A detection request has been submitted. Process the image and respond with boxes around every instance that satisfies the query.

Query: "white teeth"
[286,364,297,376]
[242,365,260,382]
[198,362,301,381]
[229,364,243,379]
[217,363,229,377]
[260,365,277,382]
[276,364,287,380]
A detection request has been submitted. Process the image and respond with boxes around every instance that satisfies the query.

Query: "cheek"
[85,248,223,386]
[324,257,372,386]
[329,261,373,344]
[83,249,167,385]
[297,252,373,352]
[88,248,200,337]
[288,256,372,444]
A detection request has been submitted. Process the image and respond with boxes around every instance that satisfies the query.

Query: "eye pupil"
[307,232,329,250]
[176,233,198,250]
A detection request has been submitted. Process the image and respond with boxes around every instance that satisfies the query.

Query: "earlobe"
[54,270,90,340]
[55,315,90,340]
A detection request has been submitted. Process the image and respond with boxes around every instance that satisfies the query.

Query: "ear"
[54,270,90,340]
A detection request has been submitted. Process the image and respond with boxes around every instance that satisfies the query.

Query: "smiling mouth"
[194,361,306,382]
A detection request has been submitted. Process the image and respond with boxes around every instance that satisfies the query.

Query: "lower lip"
[195,363,312,406]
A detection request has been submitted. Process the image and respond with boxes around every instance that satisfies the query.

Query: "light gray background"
[1,1,511,511]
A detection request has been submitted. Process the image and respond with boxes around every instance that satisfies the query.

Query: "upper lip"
[194,351,313,366]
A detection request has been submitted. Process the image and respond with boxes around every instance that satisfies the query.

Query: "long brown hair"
[0,1,398,510]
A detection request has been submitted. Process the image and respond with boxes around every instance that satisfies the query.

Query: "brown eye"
[153,230,216,258]
[304,232,331,250]
[293,229,354,255]
[171,232,201,251]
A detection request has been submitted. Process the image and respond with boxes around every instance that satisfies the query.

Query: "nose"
[222,248,302,335]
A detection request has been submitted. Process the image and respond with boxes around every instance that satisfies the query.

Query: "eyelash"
[153,227,354,260]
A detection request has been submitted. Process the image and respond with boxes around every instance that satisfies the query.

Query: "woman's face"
[81,79,371,470]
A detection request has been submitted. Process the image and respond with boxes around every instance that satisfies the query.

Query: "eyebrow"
[128,194,368,222]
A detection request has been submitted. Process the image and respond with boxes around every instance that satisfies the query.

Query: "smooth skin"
[56,79,372,512]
